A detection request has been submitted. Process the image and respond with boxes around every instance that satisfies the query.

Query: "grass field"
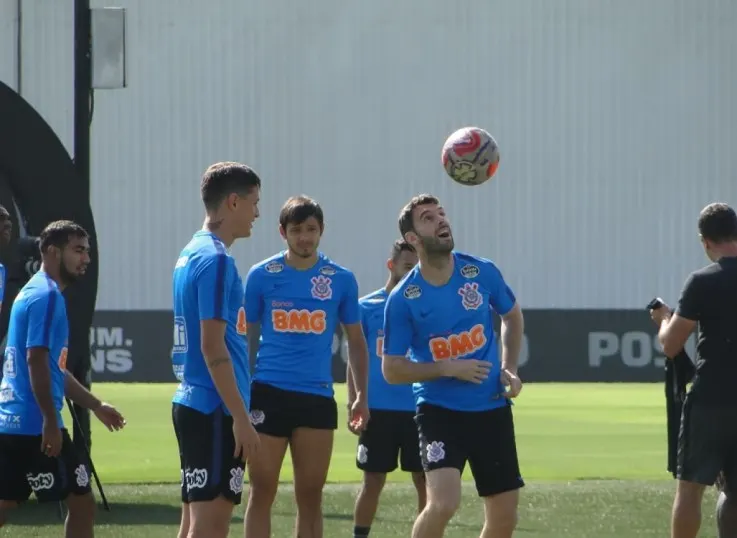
[0,383,720,537]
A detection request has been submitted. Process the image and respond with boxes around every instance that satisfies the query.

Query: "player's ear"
[279,225,287,240]
[404,231,418,248]
[386,259,394,271]
[226,192,239,211]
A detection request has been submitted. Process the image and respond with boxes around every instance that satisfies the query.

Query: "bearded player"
[347,239,424,538]
[244,195,370,538]
[382,194,525,538]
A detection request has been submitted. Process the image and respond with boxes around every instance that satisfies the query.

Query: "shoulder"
[247,252,286,278]
[19,274,63,308]
[316,255,356,281]
[182,234,235,273]
[388,267,423,304]
[359,288,387,310]
[454,251,504,283]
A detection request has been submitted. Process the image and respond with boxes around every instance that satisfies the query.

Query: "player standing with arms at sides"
[0,220,126,536]
[382,194,525,538]
[347,239,425,538]
[243,195,370,538]
[171,162,262,538]
[650,203,737,538]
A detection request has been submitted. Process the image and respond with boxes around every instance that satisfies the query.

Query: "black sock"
[354,525,371,537]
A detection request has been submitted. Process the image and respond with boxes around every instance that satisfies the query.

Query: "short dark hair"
[398,194,440,237]
[279,195,324,230]
[699,203,737,243]
[39,220,88,253]
[0,205,9,220]
[391,239,415,261]
[200,161,261,212]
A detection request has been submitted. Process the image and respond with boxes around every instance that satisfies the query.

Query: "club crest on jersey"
[461,264,480,279]
[265,261,283,273]
[404,285,421,299]
[319,265,336,276]
[311,275,332,300]
[458,282,483,310]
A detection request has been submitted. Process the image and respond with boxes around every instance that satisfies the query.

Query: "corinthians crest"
[458,282,483,311]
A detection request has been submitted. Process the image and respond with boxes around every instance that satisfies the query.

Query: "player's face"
[281,216,322,258]
[233,188,260,239]
[0,213,12,247]
[411,203,454,255]
[389,250,418,283]
[59,236,91,284]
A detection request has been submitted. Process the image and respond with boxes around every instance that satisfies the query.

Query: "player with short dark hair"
[651,202,737,538]
[171,162,262,538]
[244,195,370,538]
[0,219,126,535]
[348,239,425,538]
[383,194,525,538]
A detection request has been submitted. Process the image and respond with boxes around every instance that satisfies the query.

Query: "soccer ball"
[441,127,500,186]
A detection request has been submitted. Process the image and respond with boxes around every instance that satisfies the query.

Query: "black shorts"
[172,404,246,505]
[415,402,524,497]
[249,381,338,438]
[0,429,92,502]
[356,409,423,474]
[677,399,737,490]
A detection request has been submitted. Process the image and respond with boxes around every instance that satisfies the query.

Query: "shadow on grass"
[5,501,183,527]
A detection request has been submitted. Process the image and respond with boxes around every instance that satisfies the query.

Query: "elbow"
[381,358,401,385]
[661,340,683,359]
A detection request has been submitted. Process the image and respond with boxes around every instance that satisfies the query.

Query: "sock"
[354,525,371,537]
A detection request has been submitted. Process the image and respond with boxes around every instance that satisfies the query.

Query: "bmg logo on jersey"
[2,347,17,378]
[172,317,188,354]
[272,309,326,334]
[429,324,487,361]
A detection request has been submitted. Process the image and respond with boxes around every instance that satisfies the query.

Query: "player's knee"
[66,492,96,521]
[361,472,386,495]
[426,497,460,521]
[188,519,229,538]
[247,477,279,505]
[294,482,325,508]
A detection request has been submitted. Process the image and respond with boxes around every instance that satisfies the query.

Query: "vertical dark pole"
[72,0,92,455]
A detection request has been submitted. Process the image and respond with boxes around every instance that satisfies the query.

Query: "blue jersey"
[383,252,517,412]
[245,252,360,397]
[361,288,415,412]
[171,231,251,415]
[0,272,69,435]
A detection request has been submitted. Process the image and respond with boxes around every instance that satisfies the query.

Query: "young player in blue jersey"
[244,195,370,538]
[347,239,425,538]
[0,220,126,535]
[382,194,526,538]
[171,162,262,538]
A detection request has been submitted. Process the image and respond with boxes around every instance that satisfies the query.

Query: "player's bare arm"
[382,353,490,385]
[27,347,62,456]
[653,305,696,359]
[344,322,370,431]
[64,372,126,431]
[499,303,524,397]
[201,318,260,460]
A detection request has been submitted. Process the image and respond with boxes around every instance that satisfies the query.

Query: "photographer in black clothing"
[650,202,737,538]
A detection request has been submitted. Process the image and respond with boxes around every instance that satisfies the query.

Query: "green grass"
[0,383,721,537]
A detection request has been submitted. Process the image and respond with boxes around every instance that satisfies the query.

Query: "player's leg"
[173,404,242,538]
[353,410,401,537]
[672,401,723,538]
[0,433,33,527]
[178,503,190,538]
[412,404,466,538]
[173,406,191,538]
[289,390,338,538]
[398,411,427,514]
[244,382,292,538]
[714,410,737,538]
[466,405,524,538]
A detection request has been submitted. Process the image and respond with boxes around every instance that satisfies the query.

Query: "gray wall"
[3,0,737,310]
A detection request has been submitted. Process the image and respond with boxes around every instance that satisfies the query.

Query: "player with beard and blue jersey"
[243,195,370,538]
[347,239,425,538]
[171,162,262,538]
[0,221,126,535]
[382,194,526,538]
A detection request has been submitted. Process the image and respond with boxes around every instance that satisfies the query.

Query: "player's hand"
[93,402,127,432]
[233,416,261,463]
[649,303,672,325]
[500,368,523,398]
[41,419,63,458]
[349,397,370,433]
[445,358,491,384]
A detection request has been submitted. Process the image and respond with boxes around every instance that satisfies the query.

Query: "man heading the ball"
[382,194,525,538]
[348,239,425,538]
[243,195,370,538]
